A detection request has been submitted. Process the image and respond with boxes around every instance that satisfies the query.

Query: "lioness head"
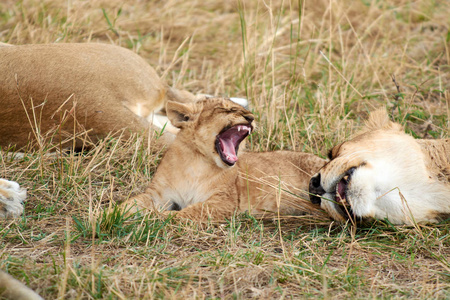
[166,97,254,168]
[309,110,437,224]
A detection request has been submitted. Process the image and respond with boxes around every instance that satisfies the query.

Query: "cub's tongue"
[218,137,238,164]
[216,124,251,166]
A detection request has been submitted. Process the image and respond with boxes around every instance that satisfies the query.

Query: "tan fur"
[0,43,199,150]
[0,270,43,300]
[309,109,450,224]
[122,97,326,221]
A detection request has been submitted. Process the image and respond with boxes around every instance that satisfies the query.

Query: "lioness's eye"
[327,149,334,160]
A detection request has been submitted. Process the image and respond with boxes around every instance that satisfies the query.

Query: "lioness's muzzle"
[309,173,325,204]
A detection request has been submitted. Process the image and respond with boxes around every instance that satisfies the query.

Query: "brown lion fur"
[0,43,197,150]
[0,270,43,300]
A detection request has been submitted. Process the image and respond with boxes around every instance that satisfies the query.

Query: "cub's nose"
[244,114,254,123]
[309,173,325,205]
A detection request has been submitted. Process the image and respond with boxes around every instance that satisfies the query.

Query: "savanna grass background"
[1,0,450,298]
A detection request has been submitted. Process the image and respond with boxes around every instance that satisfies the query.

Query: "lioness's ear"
[365,109,402,132]
[166,101,198,129]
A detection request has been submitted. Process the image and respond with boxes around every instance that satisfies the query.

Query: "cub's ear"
[166,101,199,129]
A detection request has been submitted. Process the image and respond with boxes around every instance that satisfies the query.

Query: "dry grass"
[1,0,450,298]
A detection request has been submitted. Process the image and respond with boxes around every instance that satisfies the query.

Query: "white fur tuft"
[0,179,27,218]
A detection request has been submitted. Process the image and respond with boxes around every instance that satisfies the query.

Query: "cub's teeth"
[236,125,251,133]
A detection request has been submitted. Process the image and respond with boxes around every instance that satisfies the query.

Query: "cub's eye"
[214,107,238,114]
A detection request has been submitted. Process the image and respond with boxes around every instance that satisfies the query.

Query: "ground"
[0,0,449,299]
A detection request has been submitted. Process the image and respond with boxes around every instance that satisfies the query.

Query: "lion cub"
[123,97,326,221]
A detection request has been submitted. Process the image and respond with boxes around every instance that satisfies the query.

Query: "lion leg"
[175,195,239,222]
[119,191,239,222]
[119,192,156,215]
[0,179,26,218]
[0,270,43,300]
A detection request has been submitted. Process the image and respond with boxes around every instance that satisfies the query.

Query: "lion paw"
[0,179,26,218]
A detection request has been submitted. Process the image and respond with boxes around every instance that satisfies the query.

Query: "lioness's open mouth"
[215,124,252,166]
[333,167,356,218]
[336,176,349,206]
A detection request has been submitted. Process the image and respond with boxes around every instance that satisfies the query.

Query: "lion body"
[0,43,197,149]
[124,98,326,221]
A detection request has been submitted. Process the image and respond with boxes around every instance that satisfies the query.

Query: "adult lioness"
[0,43,200,149]
[309,109,450,225]
[122,97,326,221]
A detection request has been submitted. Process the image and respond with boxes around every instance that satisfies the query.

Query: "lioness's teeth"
[238,127,241,132]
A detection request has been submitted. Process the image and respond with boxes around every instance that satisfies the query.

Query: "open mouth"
[336,175,349,206]
[215,124,252,166]
[334,167,355,218]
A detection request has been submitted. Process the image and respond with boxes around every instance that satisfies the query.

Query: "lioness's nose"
[309,173,325,205]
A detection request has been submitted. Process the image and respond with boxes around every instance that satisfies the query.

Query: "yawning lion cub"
[123,97,326,221]
[309,109,450,225]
